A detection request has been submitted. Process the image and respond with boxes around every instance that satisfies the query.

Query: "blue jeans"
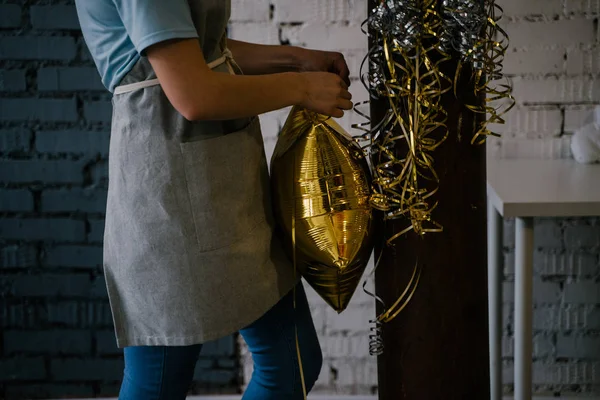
[118,283,323,399]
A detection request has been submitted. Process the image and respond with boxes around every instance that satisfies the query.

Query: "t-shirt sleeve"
[112,0,199,54]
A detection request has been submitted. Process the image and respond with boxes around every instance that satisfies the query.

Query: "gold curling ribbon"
[450,0,515,145]
[367,0,452,243]
[351,0,514,348]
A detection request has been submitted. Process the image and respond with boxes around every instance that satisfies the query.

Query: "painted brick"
[80,39,94,62]
[0,357,46,381]
[4,384,94,400]
[92,160,108,184]
[564,223,600,249]
[504,20,595,48]
[327,304,371,332]
[0,36,76,60]
[534,251,599,276]
[0,69,26,91]
[566,48,599,75]
[5,274,91,297]
[0,245,37,269]
[565,0,600,14]
[532,305,559,331]
[0,302,41,329]
[0,98,78,122]
[532,362,560,385]
[193,368,237,385]
[564,282,600,304]
[323,333,370,358]
[4,330,91,355]
[46,302,82,327]
[503,249,515,275]
[502,279,561,304]
[533,333,556,358]
[36,130,110,155]
[42,245,102,268]
[51,358,124,381]
[281,23,366,51]
[97,383,129,397]
[0,129,31,152]
[503,49,564,75]
[329,357,376,386]
[498,137,572,159]
[228,22,279,45]
[585,307,600,330]
[41,188,107,214]
[274,0,366,23]
[502,336,513,357]
[310,304,328,334]
[203,336,235,357]
[534,219,563,249]
[0,189,34,212]
[503,217,515,248]
[532,305,600,331]
[30,5,80,30]
[83,100,112,123]
[557,335,600,359]
[0,218,85,242]
[0,4,21,28]
[0,160,83,184]
[510,77,600,104]
[495,0,563,16]
[564,105,596,133]
[230,0,270,22]
[342,50,367,79]
[95,330,121,356]
[38,67,104,91]
[88,219,105,242]
[216,358,236,369]
[90,275,109,298]
[84,301,114,328]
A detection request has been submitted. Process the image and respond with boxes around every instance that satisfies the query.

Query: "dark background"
[0,1,240,398]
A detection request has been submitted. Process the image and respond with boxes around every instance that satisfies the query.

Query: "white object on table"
[486,158,600,400]
[571,105,600,164]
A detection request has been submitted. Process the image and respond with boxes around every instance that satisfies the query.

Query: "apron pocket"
[179,118,269,253]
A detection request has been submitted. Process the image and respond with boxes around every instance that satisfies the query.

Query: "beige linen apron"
[105,0,297,347]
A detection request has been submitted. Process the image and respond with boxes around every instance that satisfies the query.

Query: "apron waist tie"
[114,48,235,95]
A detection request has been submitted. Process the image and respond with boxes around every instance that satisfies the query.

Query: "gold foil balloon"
[270,106,375,313]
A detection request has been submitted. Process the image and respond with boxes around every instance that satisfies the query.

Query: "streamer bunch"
[354,0,514,352]
[355,0,514,242]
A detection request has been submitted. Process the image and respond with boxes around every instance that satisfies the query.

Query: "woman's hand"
[298,72,352,118]
[298,49,351,88]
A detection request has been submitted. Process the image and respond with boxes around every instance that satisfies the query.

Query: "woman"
[75,0,353,399]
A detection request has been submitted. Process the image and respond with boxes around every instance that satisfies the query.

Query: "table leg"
[514,217,534,400]
[488,201,503,400]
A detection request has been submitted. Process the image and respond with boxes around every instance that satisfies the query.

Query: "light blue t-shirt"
[75,0,199,92]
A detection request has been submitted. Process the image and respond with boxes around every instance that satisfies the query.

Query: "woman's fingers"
[339,89,352,100]
[338,99,353,110]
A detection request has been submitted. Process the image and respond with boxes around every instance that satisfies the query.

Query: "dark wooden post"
[369,2,491,399]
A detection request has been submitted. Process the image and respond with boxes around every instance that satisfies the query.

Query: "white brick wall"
[489,0,600,160]
[230,0,600,396]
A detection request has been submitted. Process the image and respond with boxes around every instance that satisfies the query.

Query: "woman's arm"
[227,39,351,86]
[227,39,304,75]
[146,38,352,121]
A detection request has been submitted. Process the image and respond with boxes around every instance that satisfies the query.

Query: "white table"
[486,158,600,400]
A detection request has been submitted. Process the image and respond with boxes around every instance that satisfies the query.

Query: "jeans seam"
[157,347,167,400]
[276,299,301,396]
